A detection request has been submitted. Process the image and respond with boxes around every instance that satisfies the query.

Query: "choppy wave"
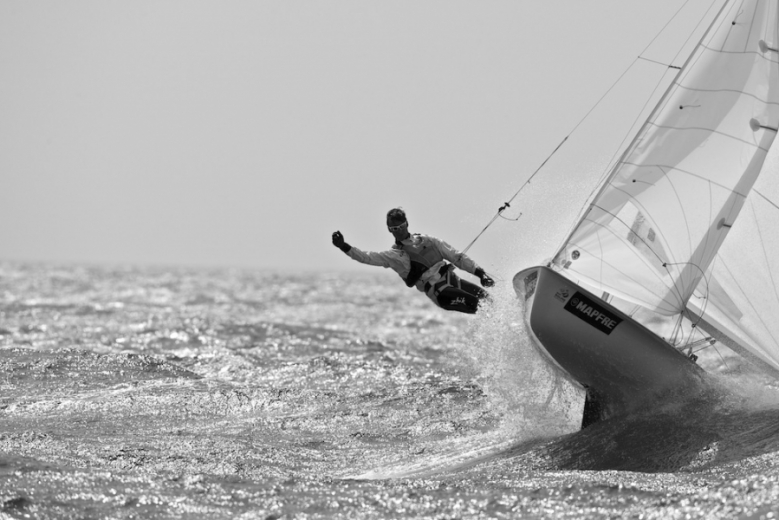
[2,261,779,519]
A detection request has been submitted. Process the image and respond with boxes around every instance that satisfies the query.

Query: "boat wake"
[345,289,585,480]
[544,379,779,473]
[348,374,779,479]
[343,431,544,480]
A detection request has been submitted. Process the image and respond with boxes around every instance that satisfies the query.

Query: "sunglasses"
[387,222,408,232]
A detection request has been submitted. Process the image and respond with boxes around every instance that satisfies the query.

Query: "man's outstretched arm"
[331,231,408,272]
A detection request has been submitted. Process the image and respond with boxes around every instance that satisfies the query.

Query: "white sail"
[553,0,779,321]
[687,140,779,371]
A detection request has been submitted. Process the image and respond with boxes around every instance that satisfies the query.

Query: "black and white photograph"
[3,1,779,518]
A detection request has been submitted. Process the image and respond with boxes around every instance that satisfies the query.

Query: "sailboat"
[513,0,779,426]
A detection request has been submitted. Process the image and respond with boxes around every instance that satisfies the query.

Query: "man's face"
[387,219,410,240]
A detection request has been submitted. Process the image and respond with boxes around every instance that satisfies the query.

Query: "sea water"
[1,261,779,519]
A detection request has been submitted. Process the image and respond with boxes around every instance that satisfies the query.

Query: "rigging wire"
[459,136,567,256]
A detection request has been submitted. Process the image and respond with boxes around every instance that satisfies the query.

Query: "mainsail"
[687,143,779,371]
[551,0,779,370]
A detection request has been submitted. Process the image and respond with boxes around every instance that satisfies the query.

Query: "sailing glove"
[475,268,495,288]
[331,231,351,253]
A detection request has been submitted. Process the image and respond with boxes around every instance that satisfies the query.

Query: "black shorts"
[429,270,489,314]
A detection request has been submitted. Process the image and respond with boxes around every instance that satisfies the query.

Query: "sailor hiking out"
[332,208,494,314]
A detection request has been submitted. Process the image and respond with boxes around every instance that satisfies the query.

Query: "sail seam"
[636,122,772,152]
[699,42,779,58]
[616,161,755,196]
[661,165,697,292]
[672,83,779,106]
[753,188,779,210]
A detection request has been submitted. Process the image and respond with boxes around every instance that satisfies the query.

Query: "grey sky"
[1,1,715,273]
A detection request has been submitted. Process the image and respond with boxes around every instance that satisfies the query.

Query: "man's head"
[386,208,410,240]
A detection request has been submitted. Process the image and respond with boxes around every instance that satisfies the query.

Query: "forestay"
[551,0,779,369]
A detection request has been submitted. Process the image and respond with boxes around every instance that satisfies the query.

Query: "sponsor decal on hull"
[563,291,622,335]
[554,287,570,302]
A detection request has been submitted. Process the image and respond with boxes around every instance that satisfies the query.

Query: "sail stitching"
[753,188,779,210]
[672,83,779,106]
[661,165,697,292]
[642,122,772,151]
[614,162,751,197]
[698,42,779,57]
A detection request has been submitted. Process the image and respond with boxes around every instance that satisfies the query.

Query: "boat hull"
[513,266,705,423]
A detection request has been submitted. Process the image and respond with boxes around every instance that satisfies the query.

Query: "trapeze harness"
[397,235,488,314]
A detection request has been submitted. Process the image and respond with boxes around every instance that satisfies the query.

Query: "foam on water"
[463,284,584,438]
[349,283,585,480]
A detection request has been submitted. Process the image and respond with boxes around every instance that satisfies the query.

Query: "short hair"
[386,208,407,223]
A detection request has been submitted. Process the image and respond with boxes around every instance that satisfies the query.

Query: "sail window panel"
[563,206,682,315]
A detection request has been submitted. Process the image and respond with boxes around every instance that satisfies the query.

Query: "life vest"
[395,234,446,287]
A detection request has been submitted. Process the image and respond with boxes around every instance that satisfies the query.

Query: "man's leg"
[435,272,489,314]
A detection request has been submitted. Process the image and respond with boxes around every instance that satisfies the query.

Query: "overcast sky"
[0,1,719,275]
